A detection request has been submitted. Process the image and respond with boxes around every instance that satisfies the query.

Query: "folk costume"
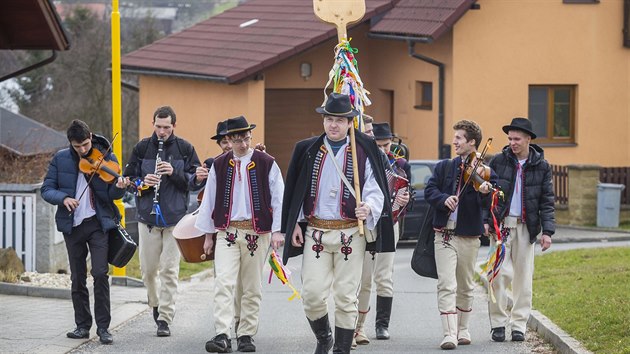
[425,151,497,349]
[195,116,284,352]
[356,123,412,344]
[486,118,555,342]
[281,93,395,354]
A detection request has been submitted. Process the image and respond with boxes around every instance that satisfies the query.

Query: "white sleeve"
[194,165,217,233]
[361,159,384,230]
[269,162,285,233]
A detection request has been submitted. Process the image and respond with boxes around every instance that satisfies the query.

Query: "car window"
[410,164,433,190]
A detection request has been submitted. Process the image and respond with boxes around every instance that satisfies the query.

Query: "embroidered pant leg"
[156,226,180,324]
[434,231,458,314]
[454,236,480,312]
[302,226,335,322]
[213,230,241,337]
[488,228,515,328]
[510,223,534,333]
[332,229,366,330]
[236,228,270,337]
[373,221,400,297]
[357,250,375,313]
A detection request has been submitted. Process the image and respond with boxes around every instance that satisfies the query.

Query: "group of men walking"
[41,91,554,353]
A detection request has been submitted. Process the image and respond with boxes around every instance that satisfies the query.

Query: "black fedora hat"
[220,116,256,135]
[502,117,537,139]
[315,93,359,118]
[372,122,395,140]
[210,121,228,140]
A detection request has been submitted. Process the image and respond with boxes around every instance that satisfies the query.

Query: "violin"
[463,152,493,192]
[79,148,123,184]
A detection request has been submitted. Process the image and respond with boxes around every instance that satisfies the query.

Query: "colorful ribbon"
[482,189,506,302]
[268,249,301,301]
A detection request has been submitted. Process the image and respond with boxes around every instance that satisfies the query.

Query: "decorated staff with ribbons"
[41,120,130,345]
[424,120,497,350]
[486,117,555,343]
[124,106,200,337]
[355,122,411,347]
[281,93,394,354]
[195,116,285,353]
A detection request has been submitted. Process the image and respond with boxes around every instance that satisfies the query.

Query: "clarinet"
[150,139,165,215]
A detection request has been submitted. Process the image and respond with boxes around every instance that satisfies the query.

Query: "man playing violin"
[41,119,130,345]
[424,119,497,349]
[486,117,555,343]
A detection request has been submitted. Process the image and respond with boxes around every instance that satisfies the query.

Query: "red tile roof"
[121,0,396,83]
[370,0,476,41]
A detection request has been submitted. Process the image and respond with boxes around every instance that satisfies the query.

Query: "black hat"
[315,93,359,118]
[210,121,228,140]
[220,116,256,135]
[372,122,395,140]
[502,117,537,139]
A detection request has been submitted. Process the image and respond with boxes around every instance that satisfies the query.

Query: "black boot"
[308,314,333,354]
[332,327,354,354]
[375,296,393,340]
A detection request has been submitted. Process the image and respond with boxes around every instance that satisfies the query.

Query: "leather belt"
[230,219,253,230]
[307,217,358,230]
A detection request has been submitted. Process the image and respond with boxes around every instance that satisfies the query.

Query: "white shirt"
[309,140,383,230]
[73,173,96,227]
[195,149,284,233]
[509,159,527,217]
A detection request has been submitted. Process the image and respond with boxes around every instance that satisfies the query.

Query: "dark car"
[400,160,439,241]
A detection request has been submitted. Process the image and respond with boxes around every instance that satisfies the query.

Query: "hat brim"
[315,106,359,118]
[220,124,256,135]
[502,125,537,139]
[374,133,395,140]
[210,133,225,140]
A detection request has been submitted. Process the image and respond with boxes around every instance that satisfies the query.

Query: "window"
[528,85,576,144]
[415,81,432,110]
[410,163,433,191]
[563,0,599,3]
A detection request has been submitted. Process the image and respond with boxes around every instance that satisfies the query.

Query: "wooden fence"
[600,167,630,204]
[551,165,569,205]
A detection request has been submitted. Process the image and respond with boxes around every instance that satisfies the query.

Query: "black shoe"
[308,314,334,354]
[491,327,505,342]
[96,328,113,344]
[375,326,390,340]
[157,320,171,337]
[237,335,256,352]
[206,333,232,353]
[66,327,90,339]
[512,330,525,342]
[332,327,354,354]
[153,307,159,325]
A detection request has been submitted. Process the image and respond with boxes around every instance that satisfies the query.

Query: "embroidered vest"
[303,143,367,220]
[213,150,275,234]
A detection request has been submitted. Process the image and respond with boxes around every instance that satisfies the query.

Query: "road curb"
[528,310,592,354]
[552,235,630,243]
[0,282,72,299]
[476,263,591,354]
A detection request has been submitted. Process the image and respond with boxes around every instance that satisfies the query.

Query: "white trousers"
[434,222,480,314]
[213,226,270,338]
[357,222,400,312]
[138,223,181,325]
[488,217,534,333]
[302,226,367,329]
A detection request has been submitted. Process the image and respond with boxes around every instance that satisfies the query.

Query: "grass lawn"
[110,251,213,281]
[533,247,630,354]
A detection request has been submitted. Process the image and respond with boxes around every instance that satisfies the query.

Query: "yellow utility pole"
[111,0,126,278]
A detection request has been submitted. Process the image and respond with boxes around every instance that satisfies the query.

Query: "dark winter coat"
[487,144,555,242]
[281,131,395,264]
[41,135,126,235]
[123,133,200,227]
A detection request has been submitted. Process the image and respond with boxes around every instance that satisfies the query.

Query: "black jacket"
[189,157,216,192]
[281,131,395,264]
[124,133,200,227]
[487,144,555,242]
[425,156,496,236]
[41,135,126,235]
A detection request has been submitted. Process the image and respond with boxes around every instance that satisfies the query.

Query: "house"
[121,0,630,175]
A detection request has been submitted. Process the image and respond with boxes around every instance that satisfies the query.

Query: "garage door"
[265,89,325,176]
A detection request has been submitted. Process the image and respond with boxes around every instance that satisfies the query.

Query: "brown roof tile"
[370,0,476,41]
[121,0,396,83]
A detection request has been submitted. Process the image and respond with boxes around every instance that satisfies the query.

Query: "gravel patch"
[17,272,92,289]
